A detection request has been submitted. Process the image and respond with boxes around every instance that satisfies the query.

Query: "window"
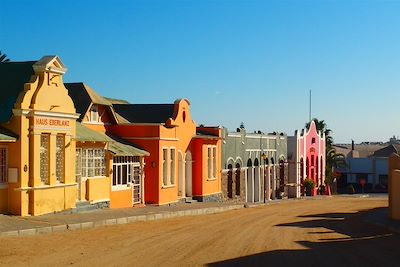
[207,146,217,179]
[170,148,176,185]
[90,104,99,122]
[311,137,316,144]
[80,148,106,179]
[112,156,141,190]
[161,148,177,187]
[56,134,65,183]
[0,147,7,183]
[40,134,50,184]
[162,149,168,186]
[311,155,314,166]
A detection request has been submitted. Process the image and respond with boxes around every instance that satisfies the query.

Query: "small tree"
[303,178,315,196]
[0,51,10,63]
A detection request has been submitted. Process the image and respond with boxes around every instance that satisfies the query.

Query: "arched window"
[227,164,233,198]
[235,163,241,196]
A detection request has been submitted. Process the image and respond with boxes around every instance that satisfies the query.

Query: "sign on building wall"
[33,116,72,131]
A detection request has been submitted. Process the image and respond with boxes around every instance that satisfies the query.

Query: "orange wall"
[106,100,197,205]
[110,189,132,208]
[191,137,222,197]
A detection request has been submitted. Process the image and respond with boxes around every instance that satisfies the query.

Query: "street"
[0,196,396,267]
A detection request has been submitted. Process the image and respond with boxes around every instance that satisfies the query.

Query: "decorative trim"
[15,183,77,191]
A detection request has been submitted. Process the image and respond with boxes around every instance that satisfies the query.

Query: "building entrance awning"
[76,123,149,157]
[0,127,17,142]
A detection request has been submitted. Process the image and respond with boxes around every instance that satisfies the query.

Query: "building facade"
[287,121,326,197]
[66,83,149,209]
[108,99,223,205]
[0,56,78,215]
[221,127,288,203]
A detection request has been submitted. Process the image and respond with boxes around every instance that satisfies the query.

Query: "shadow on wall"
[207,207,399,267]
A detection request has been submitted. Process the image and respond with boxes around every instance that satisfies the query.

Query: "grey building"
[221,127,287,203]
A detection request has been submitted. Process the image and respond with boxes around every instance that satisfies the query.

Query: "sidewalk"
[0,201,257,237]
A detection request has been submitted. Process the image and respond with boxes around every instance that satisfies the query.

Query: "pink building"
[287,121,326,197]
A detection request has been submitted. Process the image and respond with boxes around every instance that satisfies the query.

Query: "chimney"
[352,140,355,151]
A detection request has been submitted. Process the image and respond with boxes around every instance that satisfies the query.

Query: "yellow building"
[0,56,78,215]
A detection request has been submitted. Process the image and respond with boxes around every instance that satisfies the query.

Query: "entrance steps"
[73,201,99,213]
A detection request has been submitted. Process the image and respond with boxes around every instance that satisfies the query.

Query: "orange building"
[66,83,149,209]
[108,99,223,205]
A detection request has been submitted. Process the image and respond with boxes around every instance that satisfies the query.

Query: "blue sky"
[2,0,400,143]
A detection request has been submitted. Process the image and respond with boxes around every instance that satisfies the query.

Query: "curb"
[0,204,244,237]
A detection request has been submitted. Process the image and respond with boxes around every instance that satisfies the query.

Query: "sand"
[0,196,396,267]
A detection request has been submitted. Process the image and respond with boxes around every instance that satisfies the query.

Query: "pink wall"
[298,121,325,188]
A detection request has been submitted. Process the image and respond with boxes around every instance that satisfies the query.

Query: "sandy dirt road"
[0,197,396,267]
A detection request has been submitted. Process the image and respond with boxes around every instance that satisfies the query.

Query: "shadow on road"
[207,207,399,267]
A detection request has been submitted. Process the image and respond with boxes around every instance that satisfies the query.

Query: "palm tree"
[0,51,10,63]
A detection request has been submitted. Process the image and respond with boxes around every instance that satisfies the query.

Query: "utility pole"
[309,90,312,122]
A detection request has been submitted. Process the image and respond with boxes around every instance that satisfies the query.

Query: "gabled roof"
[0,61,36,123]
[76,123,149,156]
[76,122,110,142]
[113,104,175,124]
[373,144,400,158]
[0,126,18,142]
[104,97,130,104]
[65,83,112,121]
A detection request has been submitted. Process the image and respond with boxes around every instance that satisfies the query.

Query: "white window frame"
[207,145,217,180]
[80,148,106,179]
[170,148,176,185]
[112,156,141,191]
[162,148,168,187]
[161,147,176,188]
[89,104,99,122]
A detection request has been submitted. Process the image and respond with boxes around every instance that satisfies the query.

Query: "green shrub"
[303,178,315,196]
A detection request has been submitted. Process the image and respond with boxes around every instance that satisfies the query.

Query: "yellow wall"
[29,185,76,216]
[87,177,110,202]
[2,56,79,216]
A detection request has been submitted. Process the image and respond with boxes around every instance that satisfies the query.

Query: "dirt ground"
[0,196,397,267]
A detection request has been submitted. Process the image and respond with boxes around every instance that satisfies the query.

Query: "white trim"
[161,184,176,189]
[32,126,71,132]
[32,110,80,119]
[245,149,276,152]
[15,183,77,191]
[83,121,107,126]
[112,184,131,192]
[90,198,110,204]
[246,135,279,140]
